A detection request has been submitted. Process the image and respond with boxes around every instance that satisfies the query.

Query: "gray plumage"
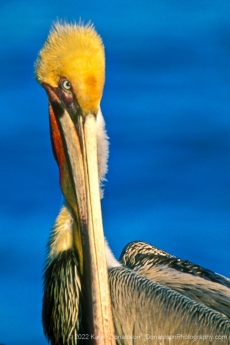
[120,241,230,319]
[120,241,230,288]
[109,267,230,345]
[43,240,230,345]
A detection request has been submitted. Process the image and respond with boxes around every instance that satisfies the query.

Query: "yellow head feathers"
[35,22,105,115]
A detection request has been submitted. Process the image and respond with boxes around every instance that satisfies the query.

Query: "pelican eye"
[61,79,72,91]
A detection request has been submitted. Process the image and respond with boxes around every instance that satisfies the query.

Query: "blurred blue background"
[1,1,230,344]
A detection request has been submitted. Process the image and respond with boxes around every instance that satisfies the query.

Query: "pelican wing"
[109,267,230,344]
[120,241,230,318]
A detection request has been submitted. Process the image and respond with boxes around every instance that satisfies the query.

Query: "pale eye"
[61,79,72,91]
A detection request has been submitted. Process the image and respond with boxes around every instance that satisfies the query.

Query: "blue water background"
[1,1,230,344]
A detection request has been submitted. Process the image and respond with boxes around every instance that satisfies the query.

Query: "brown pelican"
[35,22,230,344]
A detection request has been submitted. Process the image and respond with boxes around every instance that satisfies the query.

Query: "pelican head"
[36,22,105,115]
[35,22,114,344]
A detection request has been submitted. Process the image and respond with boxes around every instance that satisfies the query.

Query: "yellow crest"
[35,22,105,115]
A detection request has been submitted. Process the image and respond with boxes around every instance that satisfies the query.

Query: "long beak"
[45,84,115,344]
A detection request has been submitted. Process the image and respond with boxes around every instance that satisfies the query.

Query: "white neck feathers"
[96,108,109,198]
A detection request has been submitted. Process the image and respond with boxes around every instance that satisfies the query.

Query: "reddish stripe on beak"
[49,103,66,185]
